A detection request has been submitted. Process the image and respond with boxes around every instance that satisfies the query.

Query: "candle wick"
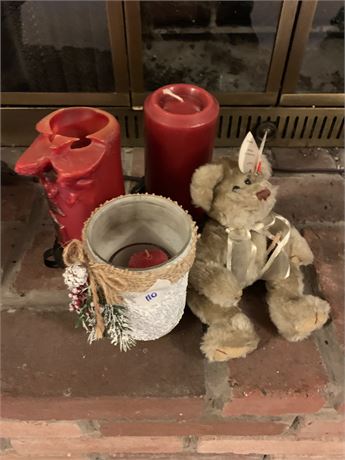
[162,89,184,103]
[145,249,151,259]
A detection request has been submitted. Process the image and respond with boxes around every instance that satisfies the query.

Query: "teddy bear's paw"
[201,313,260,362]
[202,277,242,309]
[290,296,330,341]
[205,343,259,362]
[272,295,330,342]
[187,288,238,326]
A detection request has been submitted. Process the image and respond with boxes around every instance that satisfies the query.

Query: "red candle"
[128,248,169,269]
[15,107,125,243]
[144,84,219,219]
[109,242,170,269]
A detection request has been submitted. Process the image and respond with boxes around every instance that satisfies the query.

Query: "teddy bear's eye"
[244,178,252,185]
[232,185,240,192]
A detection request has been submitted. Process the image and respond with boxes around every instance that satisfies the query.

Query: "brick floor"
[1,396,204,421]
[13,225,66,294]
[302,224,345,349]
[1,176,40,223]
[197,437,345,456]
[99,419,290,436]
[271,147,337,170]
[223,283,329,417]
[271,174,344,224]
[1,147,344,458]
[1,309,204,398]
[1,222,25,277]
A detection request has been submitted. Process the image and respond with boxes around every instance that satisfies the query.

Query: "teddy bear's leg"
[265,264,330,342]
[187,288,259,362]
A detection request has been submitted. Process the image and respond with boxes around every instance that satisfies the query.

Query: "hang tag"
[238,132,260,174]
[256,130,268,174]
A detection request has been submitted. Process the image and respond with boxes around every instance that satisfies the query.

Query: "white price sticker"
[125,279,172,307]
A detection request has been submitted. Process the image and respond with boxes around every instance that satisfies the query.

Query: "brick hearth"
[1,147,344,459]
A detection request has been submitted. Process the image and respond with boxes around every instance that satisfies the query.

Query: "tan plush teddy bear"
[187,154,330,362]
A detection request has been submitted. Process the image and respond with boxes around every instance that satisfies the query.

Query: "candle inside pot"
[109,243,170,269]
[128,248,169,269]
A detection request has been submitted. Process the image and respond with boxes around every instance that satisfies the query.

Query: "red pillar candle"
[144,84,219,218]
[15,107,125,243]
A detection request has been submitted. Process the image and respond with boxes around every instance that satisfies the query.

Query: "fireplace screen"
[140,1,281,93]
[297,1,344,94]
[2,1,115,93]
[1,0,344,147]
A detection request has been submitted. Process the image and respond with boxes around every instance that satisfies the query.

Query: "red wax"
[162,96,201,114]
[128,249,169,269]
[144,84,219,220]
[14,107,125,243]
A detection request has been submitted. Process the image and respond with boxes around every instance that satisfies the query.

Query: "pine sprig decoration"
[79,294,135,350]
[63,264,135,351]
[102,304,136,351]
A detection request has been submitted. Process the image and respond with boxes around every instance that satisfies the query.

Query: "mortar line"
[303,266,344,408]
[203,359,231,417]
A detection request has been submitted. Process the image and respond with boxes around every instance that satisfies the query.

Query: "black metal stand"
[255,121,277,142]
[130,176,145,194]
[43,238,64,268]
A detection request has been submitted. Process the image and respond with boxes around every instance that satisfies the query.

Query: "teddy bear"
[187,153,330,362]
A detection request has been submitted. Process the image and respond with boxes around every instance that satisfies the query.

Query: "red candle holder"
[144,84,219,219]
[15,107,125,265]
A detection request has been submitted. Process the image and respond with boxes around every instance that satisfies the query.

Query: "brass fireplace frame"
[281,1,345,107]
[1,0,344,147]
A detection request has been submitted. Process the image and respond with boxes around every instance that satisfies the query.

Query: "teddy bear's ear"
[260,154,272,179]
[191,163,224,211]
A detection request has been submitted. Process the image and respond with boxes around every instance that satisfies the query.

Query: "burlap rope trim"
[63,195,199,339]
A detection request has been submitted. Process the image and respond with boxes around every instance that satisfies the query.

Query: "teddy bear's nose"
[256,188,271,201]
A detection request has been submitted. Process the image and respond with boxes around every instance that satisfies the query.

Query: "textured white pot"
[84,194,196,341]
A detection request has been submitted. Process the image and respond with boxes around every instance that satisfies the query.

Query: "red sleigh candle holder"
[15,107,125,267]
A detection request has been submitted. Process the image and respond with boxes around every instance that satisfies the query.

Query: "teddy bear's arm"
[194,221,227,264]
[189,260,242,308]
[287,227,314,266]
